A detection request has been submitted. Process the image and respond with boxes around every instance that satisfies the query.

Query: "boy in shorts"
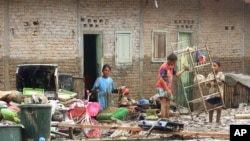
[156,53,189,118]
[206,60,225,123]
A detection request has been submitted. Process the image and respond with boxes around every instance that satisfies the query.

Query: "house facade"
[0,0,250,102]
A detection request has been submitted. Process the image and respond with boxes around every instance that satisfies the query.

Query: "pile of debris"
[0,91,22,124]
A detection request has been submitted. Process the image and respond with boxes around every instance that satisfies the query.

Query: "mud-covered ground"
[51,104,250,141]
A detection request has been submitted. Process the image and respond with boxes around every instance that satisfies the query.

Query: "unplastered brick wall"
[7,0,79,89]
[141,0,248,99]
[80,0,141,59]
[142,0,200,98]
[0,0,3,89]
[0,0,249,101]
[199,0,244,73]
[244,4,250,74]
[79,0,142,100]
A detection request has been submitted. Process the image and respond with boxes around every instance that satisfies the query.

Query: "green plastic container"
[0,125,23,141]
[23,88,44,97]
[112,107,129,120]
[19,104,51,141]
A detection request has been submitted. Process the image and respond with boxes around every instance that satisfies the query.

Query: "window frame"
[151,30,168,62]
[115,31,133,64]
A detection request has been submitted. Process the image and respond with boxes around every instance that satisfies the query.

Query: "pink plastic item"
[87,102,101,116]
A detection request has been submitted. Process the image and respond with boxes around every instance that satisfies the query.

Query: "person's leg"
[207,100,215,123]
[209,110,214,123]
[160,97,167,118]
[165,99,170,118]
[216,108,222,123]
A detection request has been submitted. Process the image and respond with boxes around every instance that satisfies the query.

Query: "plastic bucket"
[0,125,23,141]
[19,104,51,141]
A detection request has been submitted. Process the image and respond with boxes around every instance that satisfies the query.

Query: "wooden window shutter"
[115,32,132,63]
[153,33,166,59]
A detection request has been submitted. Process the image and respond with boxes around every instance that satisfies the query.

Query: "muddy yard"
[51,104,250,141]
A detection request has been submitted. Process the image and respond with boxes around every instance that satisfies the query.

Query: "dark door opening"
[83,34,102,101]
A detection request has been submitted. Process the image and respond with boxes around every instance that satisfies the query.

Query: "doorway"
[83,34,102,101]
[177,32,193,107]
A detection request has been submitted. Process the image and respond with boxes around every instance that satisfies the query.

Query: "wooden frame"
[151,30,168,62]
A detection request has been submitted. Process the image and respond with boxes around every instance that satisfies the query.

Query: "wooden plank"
[158,34,166,58]
[58,123,144,131]
[178,131,229,139]
[153,34,159,58]
[235,114,250,119]
[56,122,229,139]
[51,130,69,137]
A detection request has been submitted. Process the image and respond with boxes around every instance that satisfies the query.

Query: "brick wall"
[199,0,244,73]
[141,0,248,99]
[142,0,200,98]
[7,0,79,89]
[0,0,3,89]
[244,4,250,74]
[79,0,142,100]
[0,0,249,103]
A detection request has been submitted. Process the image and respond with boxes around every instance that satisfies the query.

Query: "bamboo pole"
[234,114,250,119]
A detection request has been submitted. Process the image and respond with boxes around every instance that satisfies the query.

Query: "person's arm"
[159,69,171,94]
[205,73,213,87]
[159,77,171,94]
[175,64,190,77]
[91,78,100,94]
[109,78,120,93]
[175,69,186,77]
[217,72,225,85]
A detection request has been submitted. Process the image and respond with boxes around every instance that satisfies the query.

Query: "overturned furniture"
[224,73,250,108]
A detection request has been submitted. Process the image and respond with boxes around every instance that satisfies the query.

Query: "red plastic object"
[122,88,130,95]
[199,55,205,64]
[82,118,102,138]
[67,103,86,119]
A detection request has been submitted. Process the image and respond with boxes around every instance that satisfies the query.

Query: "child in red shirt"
[156,53,188,118]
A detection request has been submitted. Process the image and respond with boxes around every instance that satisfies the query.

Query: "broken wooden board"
[178,131,229,140]
[58,122,143,131]
[235,114,250,119]
[56,122,229,139]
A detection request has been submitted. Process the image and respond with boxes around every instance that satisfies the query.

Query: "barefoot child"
[206,60,225,123]
[156,53,188,118]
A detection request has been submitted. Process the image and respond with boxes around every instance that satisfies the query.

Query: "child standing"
[92,64,121,111]
[156,53,188,118]
[206,60,225,123]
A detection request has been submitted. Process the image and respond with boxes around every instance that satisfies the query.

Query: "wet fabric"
[206,71,225,99]
[156,63,176,90]
[207,97,222,105]
[157,87,173,100]
[92,77,115,111]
